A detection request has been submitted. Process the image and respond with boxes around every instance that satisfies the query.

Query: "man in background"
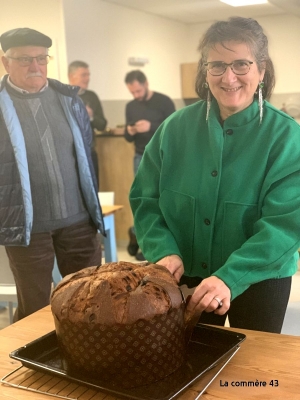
[68,60,107,188]
[0,28,104,321]
[124,70,175,260]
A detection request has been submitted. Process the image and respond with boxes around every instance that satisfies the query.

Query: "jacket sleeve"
[129,124,182,262]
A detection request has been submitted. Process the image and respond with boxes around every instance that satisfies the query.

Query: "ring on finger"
[213,297,223,309]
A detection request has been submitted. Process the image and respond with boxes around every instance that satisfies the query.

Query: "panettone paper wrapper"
[54,306,186,388]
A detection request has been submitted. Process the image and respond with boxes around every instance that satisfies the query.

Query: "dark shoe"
[135,251,146,261]
[127,227,139,256]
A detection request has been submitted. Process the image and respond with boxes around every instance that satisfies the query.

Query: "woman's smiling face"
[206,41,265,120]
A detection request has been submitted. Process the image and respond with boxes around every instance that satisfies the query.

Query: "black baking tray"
[9,324,246,400]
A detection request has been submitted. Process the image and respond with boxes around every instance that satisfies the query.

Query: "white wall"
[0,0,68,82]
[258,15,300,94]
[1,1,299,99]
[62,0,188,100]
[186,14,300,95]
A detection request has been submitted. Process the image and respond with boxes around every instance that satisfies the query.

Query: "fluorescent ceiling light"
[220,0,268,6]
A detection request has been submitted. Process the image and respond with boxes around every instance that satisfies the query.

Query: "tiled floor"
[1,246,300,334]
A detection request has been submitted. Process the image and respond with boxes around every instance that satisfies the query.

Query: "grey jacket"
[0,75,104,246]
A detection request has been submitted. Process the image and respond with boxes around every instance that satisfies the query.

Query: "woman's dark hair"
[195,16,275,101]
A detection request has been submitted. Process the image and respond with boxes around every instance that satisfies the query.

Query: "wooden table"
[101,205,123,217]
[1,306,300,399]
[101,205,123,263]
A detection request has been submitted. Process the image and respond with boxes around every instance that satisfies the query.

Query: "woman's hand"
[186,276,231,315]
[156,255,184,283]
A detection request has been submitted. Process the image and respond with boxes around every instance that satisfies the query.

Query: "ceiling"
[101,0,300,24]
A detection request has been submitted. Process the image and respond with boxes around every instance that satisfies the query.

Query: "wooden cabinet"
[180,62,198,99]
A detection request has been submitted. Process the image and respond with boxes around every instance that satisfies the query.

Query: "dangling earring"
[203,82,211,122]
[258,81,264,125]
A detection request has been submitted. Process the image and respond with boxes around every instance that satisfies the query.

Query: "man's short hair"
[68,60,89,75]
[125,70,147,84]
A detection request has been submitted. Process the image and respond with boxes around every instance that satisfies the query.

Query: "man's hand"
[156,255,184,283]
[186,276,231,316]
[135,120,151,133]
[127,124,137,135]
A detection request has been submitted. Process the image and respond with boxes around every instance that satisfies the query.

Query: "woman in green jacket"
[129,17,300,333]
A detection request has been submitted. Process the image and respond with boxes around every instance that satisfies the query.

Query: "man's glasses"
[7,55,51,67]
[204,60,254,76]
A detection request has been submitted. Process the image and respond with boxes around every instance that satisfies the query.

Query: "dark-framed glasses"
[7,55,51,66]
[204,60,254,76]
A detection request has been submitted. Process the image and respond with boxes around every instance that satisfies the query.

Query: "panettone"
[51,261,186,388]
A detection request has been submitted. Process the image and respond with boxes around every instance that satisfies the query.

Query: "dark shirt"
[124,92,175,155]
[79,89,106,187]
[79,89,107,133]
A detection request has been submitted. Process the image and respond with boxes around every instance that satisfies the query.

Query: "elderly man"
[0,28,104,321]
[68,60,107,188]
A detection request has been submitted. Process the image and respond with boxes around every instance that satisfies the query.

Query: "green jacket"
[130,99,300,300]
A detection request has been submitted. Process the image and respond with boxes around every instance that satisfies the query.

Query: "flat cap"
[0,28,52,52]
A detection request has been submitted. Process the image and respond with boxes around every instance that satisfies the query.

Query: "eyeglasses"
[7,55,51,66]
[204,60,254,76]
